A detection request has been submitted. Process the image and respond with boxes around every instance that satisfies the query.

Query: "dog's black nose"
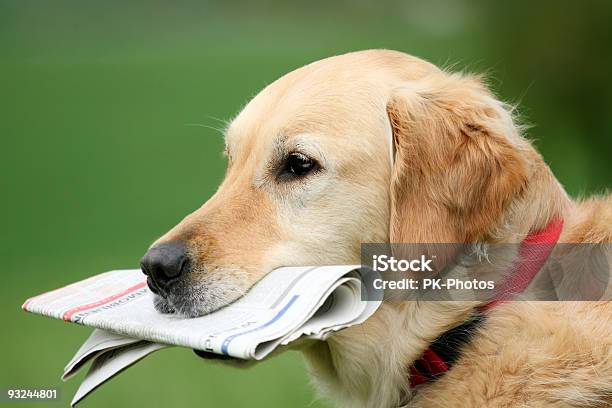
[140,242,189,290]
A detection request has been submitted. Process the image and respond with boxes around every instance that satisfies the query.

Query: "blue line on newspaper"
[221,295,300,355]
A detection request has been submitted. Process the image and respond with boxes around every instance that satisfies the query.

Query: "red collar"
[409,218,564,387]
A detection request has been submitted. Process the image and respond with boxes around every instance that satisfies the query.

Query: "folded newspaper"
[22,265,380,406]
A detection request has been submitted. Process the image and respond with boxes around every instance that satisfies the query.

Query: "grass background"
[1,1,610,407]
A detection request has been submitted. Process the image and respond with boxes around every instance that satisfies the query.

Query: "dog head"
[141,50,539,317]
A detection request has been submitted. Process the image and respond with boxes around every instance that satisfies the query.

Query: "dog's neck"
[409,217,564,387]
[303,163,574,408]
[402,161,572,392]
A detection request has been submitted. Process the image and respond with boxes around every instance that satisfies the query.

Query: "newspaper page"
[70,340,167,406]
[23,266,381,405]
[23,266,378,358]
[62,329,142,381]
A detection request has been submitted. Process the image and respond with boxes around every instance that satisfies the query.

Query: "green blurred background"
[1,1,610,407]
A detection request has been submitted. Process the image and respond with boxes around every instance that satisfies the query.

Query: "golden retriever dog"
[140,50,612,407]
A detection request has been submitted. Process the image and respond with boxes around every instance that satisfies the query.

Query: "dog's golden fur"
[155,50,612,407]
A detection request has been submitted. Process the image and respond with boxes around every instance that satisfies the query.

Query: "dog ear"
[387,73,529,244]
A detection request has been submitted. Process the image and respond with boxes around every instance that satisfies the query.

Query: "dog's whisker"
[184,122,226,136]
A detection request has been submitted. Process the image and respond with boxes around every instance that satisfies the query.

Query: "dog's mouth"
[147,268,252,318]
[150,284,246,318]
[144,277,179,314]
[141,242,254,317]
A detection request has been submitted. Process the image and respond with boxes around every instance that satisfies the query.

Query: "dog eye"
[281,152,318,178]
